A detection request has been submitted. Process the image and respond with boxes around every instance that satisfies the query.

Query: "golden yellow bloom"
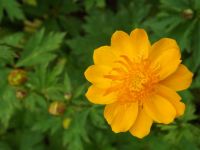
[84,29,193,138]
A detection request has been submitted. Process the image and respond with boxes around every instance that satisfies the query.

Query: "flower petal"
[111,31,136,59]
[86,85,117,104]
[143,94,176,124]
[84,65,111,88]
[104,102,138,133]
[130,28,151,59]
[156,84,185,117]
[129,108,153,138]
[161,64,193,91]
[93,46,117,66]
[149,38,181,80]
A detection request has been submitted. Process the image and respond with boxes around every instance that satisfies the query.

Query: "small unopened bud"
[23,0,37,6]
[8,69,27,86]
[182,8,193,19]
[64,93,72,100]
[16,89,27,100]
[62,118,71,129]
[48,101,66,116]
[24,27,36,33]
[24,19,42,33]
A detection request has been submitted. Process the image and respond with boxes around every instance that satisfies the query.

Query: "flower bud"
[8,69,27,86]
[16,89,27,100]
[23,0,37,6]
[48,101,66,116]
[24,19,42,33]
[64,93,72,100]
[62,118,71,129]
[182,8,193,19]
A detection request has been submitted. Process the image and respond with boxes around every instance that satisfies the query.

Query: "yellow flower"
[84,29,193,138]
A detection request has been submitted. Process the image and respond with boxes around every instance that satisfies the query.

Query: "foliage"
[0,0,199,149]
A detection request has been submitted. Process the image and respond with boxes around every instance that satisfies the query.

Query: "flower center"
[104,55,159,103]
[129,72,147,92]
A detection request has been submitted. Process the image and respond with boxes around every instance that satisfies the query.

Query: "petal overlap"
[84,28,193,138]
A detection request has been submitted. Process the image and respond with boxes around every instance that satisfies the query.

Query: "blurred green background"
[0,0,200,149]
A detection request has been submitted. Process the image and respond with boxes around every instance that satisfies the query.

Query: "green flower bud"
[16,89,27,100]
[64,93,72,100]
[8,69,28,86]
[182,8,194,19]
[62,118,71,129]
[48,101,66,116]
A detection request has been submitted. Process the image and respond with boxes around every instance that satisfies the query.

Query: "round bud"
[62,118,71,129]
[182,9,194,19]
[48,101,66,116]
[64,93,72,100]
[8,69,27,86]
[16,89,27,100]
[24,19,42,33]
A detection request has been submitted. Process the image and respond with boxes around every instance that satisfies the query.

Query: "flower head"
[84,29,193,138]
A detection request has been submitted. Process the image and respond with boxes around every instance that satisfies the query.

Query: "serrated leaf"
[24,93,47,111]
[0,86,20,128]
[73,84,87,99]
[0,0,25,21]
[16,29,65,67]
[32,115,62,135]
[63,109,90,150]
[0,32,24,64]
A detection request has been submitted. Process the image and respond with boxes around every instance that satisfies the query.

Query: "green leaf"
[181,104,198,122]
[0,32,23,64]
[89,106,106,129]
[191,69,200,88]
[19,131,44,150]
[190,20,200,72]
[0,86,20,128]
[32,115,62,135]
[64,72,72,93]
[73,84,87,99]
[24,93,47,111]
[27,61,67,100]
[160,0,188,11]
[16,29,65,67]
[63,109,90,150]
[0,0,25,21]
[0,141,11,150]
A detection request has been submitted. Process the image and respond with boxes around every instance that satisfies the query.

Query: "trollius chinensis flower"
[84,29,193,138]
